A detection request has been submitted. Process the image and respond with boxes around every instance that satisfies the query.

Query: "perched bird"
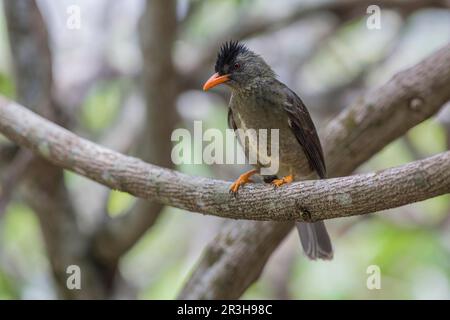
[203,41,333,260]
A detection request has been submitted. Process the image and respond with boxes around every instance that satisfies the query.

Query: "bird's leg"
[271,174,294,187]
[229,169,258,194]
[263,175,278,183]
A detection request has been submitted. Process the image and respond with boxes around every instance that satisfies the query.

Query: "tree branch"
[226,0,450,41]
[0,149,34,215]
[0,104,449,222]
[221,0,449,42]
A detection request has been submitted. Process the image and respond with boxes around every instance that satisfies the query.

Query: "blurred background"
[0,0,449,299]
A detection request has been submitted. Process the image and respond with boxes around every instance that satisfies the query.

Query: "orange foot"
[229,169,258,194]
[271,175,294,187]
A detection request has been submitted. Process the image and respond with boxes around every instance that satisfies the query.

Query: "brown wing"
[283,87,326,179]
[227,108,237,131]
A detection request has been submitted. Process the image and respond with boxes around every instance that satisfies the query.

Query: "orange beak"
[203,73,230,91]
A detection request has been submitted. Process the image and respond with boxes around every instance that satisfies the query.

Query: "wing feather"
[283,88,326,179]
[227,108,237,131]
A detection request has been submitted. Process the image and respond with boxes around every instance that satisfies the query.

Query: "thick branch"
[0,97,449,222]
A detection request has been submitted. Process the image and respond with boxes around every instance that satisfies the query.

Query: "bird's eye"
[234,63,240,69]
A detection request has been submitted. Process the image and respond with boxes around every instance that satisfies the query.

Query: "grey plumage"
[211,41,333,260]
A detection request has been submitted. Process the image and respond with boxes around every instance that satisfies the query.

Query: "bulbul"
[203,41,333,260]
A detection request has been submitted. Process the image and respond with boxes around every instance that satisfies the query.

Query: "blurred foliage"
[0,203,50,298]
[0,5,14,99]
[177,101,230,177]
[0,72,14,98]
[409,119,446,156]
[121,207,196,299]
[107,190,134,217]
[81,80,123,134]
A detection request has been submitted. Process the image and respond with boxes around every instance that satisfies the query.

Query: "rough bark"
[0,98,448,222]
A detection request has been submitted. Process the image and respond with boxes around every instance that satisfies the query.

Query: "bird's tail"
[296,221,333,260]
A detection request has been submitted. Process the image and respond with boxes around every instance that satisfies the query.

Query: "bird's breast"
[230,92,312,178]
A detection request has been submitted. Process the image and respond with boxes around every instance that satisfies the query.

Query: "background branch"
[181,0,450,90]
[92,0,179,266]
[3,0,111,298]
[0,149,34,215]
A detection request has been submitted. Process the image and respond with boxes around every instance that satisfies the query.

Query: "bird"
[203,41,333,260]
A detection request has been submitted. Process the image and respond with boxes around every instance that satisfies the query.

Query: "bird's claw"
[271,175,294,188]
[229,181,241,197]
[229,169,258,196]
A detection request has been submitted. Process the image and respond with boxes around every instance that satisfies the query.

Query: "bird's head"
[203,41,275,91]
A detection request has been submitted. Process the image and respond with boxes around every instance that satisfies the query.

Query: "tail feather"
[296,221,333,260]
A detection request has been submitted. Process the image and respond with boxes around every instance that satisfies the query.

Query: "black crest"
[215,40,248,74]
